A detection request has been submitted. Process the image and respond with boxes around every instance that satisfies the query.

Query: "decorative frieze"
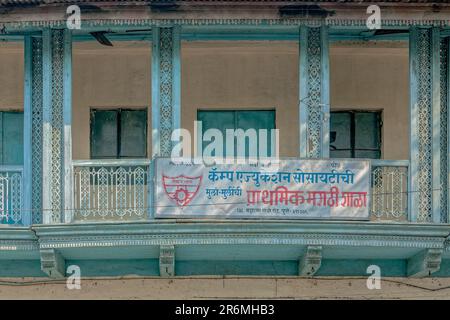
[409,27,441,223]
[299,26,330,158]
[24,36,44,226]
[42,29,72,224]
[152,27,181,157]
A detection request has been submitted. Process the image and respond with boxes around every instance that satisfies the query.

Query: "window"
[330,110,382,159]
[90,109,147,159]
[197,110,276,158]
[0,111,23,165]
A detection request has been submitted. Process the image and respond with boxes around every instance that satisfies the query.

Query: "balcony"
[0,166,23,225]
[370,160,409,222]
[69,158,411,223]
[72,159,151,222]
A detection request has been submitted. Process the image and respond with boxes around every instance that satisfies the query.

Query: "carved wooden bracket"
[407,248,443,278]
[159,244,175,277]
[40,248,65,278]
[299,245,322,277]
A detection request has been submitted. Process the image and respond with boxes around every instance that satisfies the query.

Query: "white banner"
[154,158,371,220]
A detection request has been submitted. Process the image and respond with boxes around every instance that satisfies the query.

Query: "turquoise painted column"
[24,35,44,225]
[151,26,181,276]
[42,29,73,224]
[409,27,441,223]
[151,26,181,157]
[441,37,450,223]
[299,25,330,159]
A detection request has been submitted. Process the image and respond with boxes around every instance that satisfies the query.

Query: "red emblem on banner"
[162,175,202,207]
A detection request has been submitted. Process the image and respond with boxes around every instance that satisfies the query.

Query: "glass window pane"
[355,112,381,149]
[120,110,147,158]
[91,110,118,159]
[330,112,351,151]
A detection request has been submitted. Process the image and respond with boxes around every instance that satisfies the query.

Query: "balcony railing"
[72,159,151,222]
[72,158,410,223]
[0,166,24,225]
[370,160,409,222]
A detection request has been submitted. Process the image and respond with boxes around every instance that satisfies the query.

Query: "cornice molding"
[1,19,449,30]
[0,222,448,254]
[32,221,450,250]
[36,232,446,249]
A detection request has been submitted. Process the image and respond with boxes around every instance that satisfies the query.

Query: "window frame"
[90,108,148,160]
[330,109,383,159]
[196,109,277,158]
[0,110,24,165]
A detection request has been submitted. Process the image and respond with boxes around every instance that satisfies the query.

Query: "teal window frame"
[197,109,276,158]
[90,108,148,160]
[330,110,383,159]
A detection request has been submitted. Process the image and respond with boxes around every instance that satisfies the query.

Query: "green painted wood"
[120,110,147,158]
[90,110,118,159]
[198,110,275,158]
[321,26,330,159]
[1,112,24,165]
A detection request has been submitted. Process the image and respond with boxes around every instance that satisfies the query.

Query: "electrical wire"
[0,276,449,293]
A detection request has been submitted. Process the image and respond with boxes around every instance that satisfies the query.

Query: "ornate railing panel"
[73,159,411,223]
[73,160,150,222]
[370,160,409,222]
[0,166,24,225]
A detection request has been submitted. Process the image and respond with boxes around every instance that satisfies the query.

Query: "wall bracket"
[299,245,322,277]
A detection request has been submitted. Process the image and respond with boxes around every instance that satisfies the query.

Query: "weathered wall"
[72,41,152,160]
[330,42,409,161]
[0,43,24,110]
[0,40,409,160]
[0,277,449,299]
[181,41,299,158]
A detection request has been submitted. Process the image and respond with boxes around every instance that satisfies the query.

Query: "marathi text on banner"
[154,158,371,220]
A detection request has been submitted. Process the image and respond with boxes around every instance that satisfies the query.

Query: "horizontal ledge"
[0,165,24,172]
[72,159,151,167]
[371,160,410,167]
[32,220,450,239]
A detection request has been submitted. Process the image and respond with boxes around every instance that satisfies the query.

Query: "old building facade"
[0,0,449,281]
